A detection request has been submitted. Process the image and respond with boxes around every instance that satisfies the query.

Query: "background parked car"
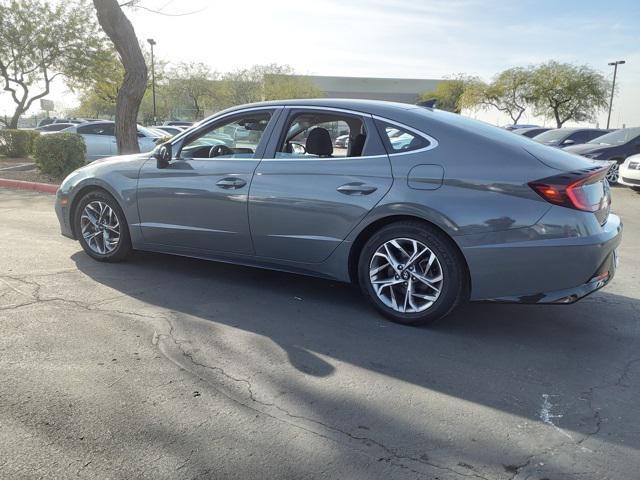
[151,125,185,136]
[59,121,163,162]
[618,153,640,191]
[37,118,85,127]
[533,128,609,148]
[503,124,539,131]
[334,134,350,148]
[163,120,192,127]
[512,127,551,138]
[35,123,76,132]
[565,127,640,183]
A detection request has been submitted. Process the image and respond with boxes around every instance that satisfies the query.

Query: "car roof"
[216,98,420,117]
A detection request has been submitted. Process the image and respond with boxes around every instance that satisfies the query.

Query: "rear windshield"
[587,128,640,145]
[533,130,568,143]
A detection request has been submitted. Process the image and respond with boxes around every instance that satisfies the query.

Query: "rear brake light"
[529,166,610,213]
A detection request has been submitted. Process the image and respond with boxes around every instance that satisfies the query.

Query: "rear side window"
[375,120,429,153]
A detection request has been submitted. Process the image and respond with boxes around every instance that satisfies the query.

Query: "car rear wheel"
[358,221,467,326]
[74,190,131,262]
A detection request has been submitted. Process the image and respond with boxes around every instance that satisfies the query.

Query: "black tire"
[74,189,132,262]
[357,221,468,326]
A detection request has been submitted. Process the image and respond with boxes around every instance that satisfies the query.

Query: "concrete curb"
[0,177,59,194]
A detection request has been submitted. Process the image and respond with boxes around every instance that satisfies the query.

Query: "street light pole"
[147,38,157,125]
[606,60,625,129]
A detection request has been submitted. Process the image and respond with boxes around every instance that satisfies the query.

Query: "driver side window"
[180,111,273,160]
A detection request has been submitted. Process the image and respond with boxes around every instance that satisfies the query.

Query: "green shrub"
[26,129,41,153]
[0,129,35,157]
[34,133,86,179]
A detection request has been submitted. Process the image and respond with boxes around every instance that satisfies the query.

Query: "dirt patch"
[0,157,32,168]
[0,168,61,185]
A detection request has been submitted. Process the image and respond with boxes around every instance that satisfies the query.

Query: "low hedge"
[34,133,86,178]
[0,129,39,157]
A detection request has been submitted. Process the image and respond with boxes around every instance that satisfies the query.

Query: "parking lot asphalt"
[1,187,639,480]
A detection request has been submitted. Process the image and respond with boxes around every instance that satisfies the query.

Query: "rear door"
[248,107,392,263]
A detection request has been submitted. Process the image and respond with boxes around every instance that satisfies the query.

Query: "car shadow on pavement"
[72,249,640,459]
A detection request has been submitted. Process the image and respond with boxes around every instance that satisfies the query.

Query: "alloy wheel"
[369,237,444,313]
[606,163,620,183]
[80,201,121,255]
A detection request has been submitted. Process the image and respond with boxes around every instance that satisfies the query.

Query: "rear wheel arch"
[347,214,471,291]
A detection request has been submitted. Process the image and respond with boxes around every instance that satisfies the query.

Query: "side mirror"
[154,143,172,168]
[562,139,575,146]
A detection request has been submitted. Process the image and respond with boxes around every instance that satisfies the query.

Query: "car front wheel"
[606,162,620,183]
[358,221,467,326]
[74,190,132,262]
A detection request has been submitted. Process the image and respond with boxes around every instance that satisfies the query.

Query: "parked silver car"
[59,121,162,162]
[54,99,622,326]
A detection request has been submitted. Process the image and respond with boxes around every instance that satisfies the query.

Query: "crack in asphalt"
[158,315,491,480]
[3,270,638,479]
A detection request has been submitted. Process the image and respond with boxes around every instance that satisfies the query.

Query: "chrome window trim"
[170,105,280,146]
[173,105,279,160]
[262,105,383,162]
[372,114,439,156]
[261,154,389,162]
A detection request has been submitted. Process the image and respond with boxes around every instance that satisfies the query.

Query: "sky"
[2,0,639,127]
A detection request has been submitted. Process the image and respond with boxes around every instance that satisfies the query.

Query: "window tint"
[77,123,114,136]
[276,111,367,159]
[375,120,429,153]
[180,111,272,159]
[568,131,591,143]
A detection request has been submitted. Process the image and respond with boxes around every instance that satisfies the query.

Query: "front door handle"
[337,182,378,195]
[216,177,247,189]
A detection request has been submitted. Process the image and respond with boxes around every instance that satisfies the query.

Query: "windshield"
[587,127,640,145]
[138,125,162,138]
[533,129,569,143]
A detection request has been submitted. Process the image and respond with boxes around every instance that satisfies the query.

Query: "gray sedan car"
[54,99,622,325]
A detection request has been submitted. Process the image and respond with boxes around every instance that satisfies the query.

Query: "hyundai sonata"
[55,99,622,325]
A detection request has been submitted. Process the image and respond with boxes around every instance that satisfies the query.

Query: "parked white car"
[618,153,640,191]
[59,121,162,162]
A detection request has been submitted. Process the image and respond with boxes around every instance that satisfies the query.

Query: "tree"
[461,67,532,124]
[166,62,217,120]
[0,0,106,128]
[217,64,322,110]
[419,74,478,113]
[93,0,147,154]
[528,61,610,128]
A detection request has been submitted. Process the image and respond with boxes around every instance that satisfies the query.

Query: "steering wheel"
[287,141,307,155]
[208,144,233,158]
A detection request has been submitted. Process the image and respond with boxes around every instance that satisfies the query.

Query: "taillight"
[529,166,611,214]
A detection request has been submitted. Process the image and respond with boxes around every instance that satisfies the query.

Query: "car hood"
[78,152,152,172]
[563,143,610,155]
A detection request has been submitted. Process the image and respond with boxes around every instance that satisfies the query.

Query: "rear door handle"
[216,177,247,189]
[337,182,378,195]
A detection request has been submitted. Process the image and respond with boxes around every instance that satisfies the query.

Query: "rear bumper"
[460,211,622,302]
[485,249,618,304]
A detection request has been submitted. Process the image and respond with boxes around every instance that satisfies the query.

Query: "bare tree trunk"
[93,0,147,154]
[8,106,24,129]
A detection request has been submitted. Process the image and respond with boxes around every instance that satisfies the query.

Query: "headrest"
[306,127,333,156]
[348,133,366,157]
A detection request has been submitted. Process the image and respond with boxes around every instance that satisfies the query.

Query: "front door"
[136,108,280,255]
[249,108,393,263]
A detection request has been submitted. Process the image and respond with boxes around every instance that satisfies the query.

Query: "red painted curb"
[0,177,59,194]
